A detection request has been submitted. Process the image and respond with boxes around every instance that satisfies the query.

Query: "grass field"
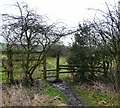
[0,55,68,81]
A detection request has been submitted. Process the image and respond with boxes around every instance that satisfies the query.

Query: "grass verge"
[2,79,67,106]
[71,82,120,106]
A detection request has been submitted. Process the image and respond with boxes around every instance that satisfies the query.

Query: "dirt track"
[49,81,87,106]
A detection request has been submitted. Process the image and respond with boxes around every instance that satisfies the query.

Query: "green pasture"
[0,55,68,82]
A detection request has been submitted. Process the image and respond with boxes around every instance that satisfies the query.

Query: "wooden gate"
[43,51,79,81]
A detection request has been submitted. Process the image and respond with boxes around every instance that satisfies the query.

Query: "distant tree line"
[47,43,70,57]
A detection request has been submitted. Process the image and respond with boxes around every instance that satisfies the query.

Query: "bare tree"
[1,2,68,85]
[91,3,120,102]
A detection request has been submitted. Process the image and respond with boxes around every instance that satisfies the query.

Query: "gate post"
[43,51,47,79]
[56,50,60,81]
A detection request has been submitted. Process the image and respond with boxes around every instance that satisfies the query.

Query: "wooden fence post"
[43,51,47,79]
[56,50,60,81]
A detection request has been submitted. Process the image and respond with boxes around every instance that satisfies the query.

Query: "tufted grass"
[69,81,120,106]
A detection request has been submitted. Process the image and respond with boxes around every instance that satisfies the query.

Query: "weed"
[2,79,66,106]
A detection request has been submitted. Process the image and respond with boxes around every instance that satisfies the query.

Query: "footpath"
[49,81,87,106]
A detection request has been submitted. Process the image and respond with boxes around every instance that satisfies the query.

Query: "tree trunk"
[90,63,95,80]
[43,51,47,79]
[7,46,14,84]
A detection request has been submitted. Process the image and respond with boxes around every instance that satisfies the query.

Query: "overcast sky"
[0,0,117,45]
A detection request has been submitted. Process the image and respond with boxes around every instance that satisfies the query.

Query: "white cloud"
[0,0,116,27]
[0,0,117,45]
